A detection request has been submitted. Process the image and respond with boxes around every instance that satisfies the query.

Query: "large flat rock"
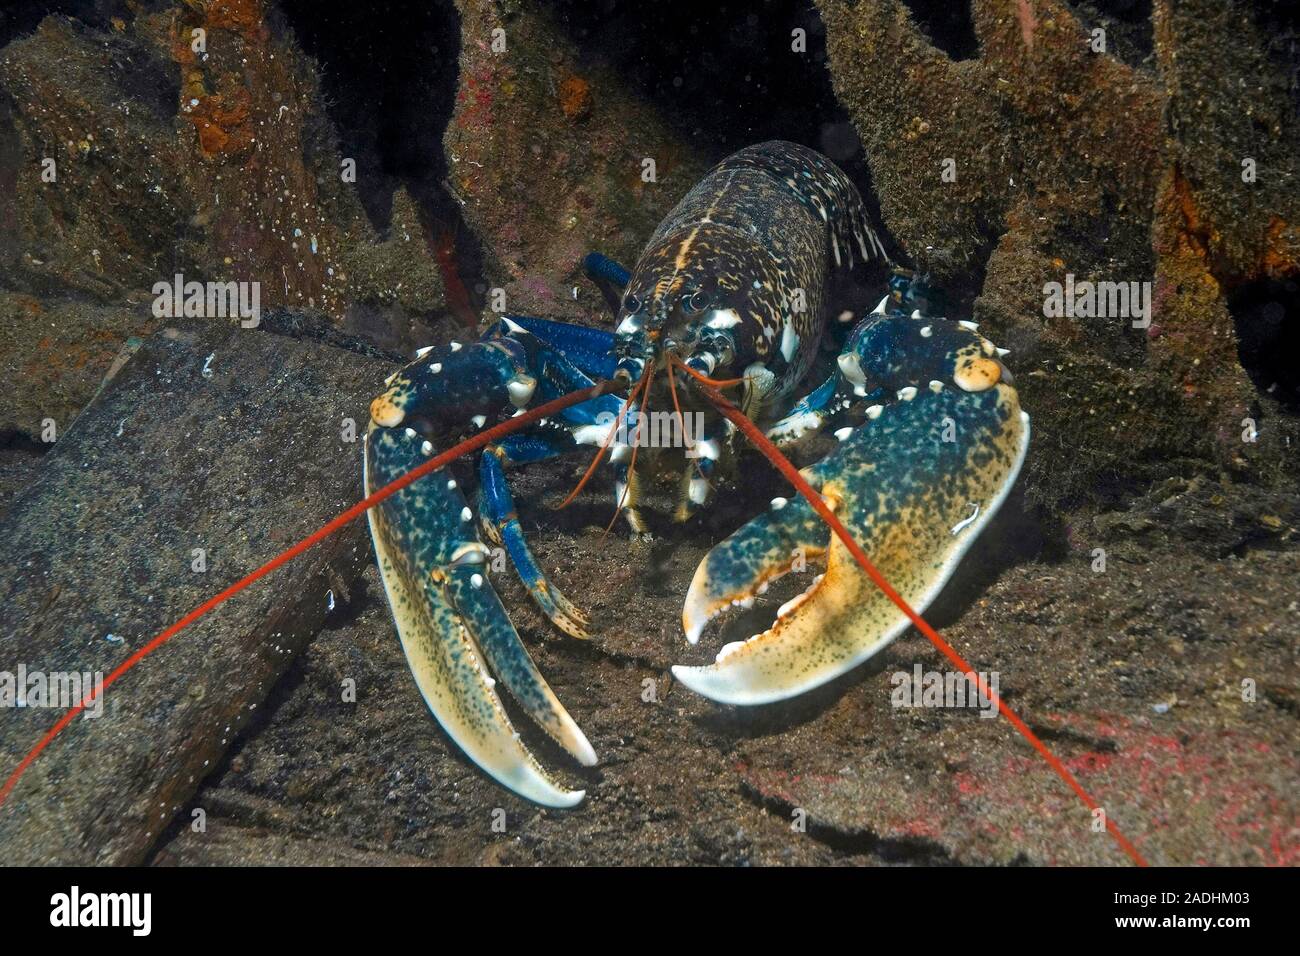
[0,320,392,864]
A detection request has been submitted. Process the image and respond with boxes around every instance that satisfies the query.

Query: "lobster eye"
[685,290,709,313]
[623,294,641,313]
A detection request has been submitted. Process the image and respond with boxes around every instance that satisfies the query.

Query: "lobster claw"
[674,318,1030,705]
[366,422,594,808]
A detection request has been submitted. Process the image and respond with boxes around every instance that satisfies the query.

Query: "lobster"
[364,142,1029,806]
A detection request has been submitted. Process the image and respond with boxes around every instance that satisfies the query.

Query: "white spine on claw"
[837,352,866,386]
[507,374,536,408]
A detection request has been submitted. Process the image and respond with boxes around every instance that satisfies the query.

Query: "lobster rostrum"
[365,142,1030,806]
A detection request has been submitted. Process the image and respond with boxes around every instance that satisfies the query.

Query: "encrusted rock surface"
[817,0,1299,507]
[0,320,386,864]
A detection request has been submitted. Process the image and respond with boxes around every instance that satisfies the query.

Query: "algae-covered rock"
[444,0,709,321]
[0,3,449,322]
[0,292,157,438]
[816,0,1299,507]
[0,2,453,442]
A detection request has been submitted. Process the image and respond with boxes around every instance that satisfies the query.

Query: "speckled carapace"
[613,141,887,411]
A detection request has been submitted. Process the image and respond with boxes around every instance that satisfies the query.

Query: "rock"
[0,318,391,864]
[733,537,1300,865]
[0,292,154,439]
[816,0,1300,507]
[444,0,708,321]
[336,187,448,353]
[0,3,459,483]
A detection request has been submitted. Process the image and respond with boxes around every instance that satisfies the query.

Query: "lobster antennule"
[601,359,655,539]
[552,366,648,511]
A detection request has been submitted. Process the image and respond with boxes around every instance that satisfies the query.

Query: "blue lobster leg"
[581,252,631,317]
[764,369,864,446]
[495,316,617,382]
[763,292,909,447]
[675,309,1029,705]
[478,436,592,639]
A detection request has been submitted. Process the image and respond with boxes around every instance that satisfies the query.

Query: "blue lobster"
[365,142,1030,806]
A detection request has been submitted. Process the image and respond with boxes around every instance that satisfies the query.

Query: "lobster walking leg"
[478,437,591,639]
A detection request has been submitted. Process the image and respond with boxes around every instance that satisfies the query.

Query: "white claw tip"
[866,404,884,419]
[928,380,944,393]
[920,325,933,338]
[770,496,788,510]
[430,363,443,373]
[571,731,598,767]
[421,440,434,455]
[450,341,463,351]
[871,295,889,315]
[460,507,472,522]
[834,426,853,441]
[959,320,979,331]
[415,345,434,358]
[897,386,918,401]
[471,414,487,429]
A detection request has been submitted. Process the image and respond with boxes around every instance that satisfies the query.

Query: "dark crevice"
[0,0,125,50]
[1229,276,1300,411]
[0,428,49,455]
[549,0,894,260]
[277,0,486,319]
[1066,1,1154,68]
[257,308,406,364]
[901,0,979,61]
